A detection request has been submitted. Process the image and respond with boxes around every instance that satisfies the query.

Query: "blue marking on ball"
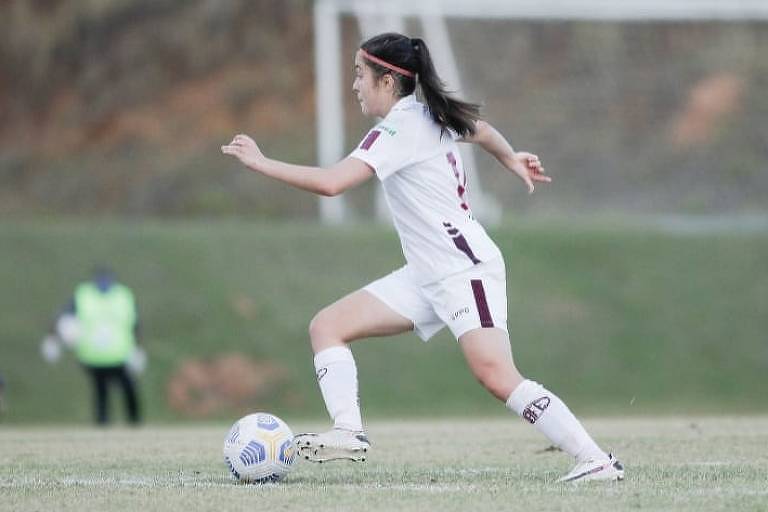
[224,456,241,480]
[239,440,266,466]
[278,439,296,465]
[226,423,240,445]
[256,415,280,431]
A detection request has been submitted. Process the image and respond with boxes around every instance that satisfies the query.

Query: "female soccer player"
[222,33,623,482]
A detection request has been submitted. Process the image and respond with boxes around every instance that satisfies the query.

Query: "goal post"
[314,0,768,224]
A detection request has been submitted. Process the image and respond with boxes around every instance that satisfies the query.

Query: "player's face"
[353,52,390,118]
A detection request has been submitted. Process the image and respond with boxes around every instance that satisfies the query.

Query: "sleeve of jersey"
[349,124,413,181]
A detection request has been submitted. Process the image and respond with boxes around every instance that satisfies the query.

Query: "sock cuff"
[314,346,355,369]
[505,379,543,414]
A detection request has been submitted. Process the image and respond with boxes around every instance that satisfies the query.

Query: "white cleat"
[294,428,371,463]
[559,453,625,483]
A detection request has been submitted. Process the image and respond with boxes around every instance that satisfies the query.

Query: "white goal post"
[314,0,768,224]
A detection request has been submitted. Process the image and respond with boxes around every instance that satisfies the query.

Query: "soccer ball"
[223,412,297,483]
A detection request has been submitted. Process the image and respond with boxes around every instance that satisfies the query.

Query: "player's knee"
[473,360,519,401]
[308,308,341,347]
[308,311,327,342]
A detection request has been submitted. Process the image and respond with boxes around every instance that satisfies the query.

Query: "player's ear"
[381,73,394,92]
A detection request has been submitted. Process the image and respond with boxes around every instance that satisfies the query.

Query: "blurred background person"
[41,267,146,425]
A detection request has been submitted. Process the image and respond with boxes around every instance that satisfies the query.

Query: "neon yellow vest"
[74,282,137,367]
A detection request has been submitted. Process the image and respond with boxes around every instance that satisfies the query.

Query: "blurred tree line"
[0,1,766,218]
[0,0,318,217]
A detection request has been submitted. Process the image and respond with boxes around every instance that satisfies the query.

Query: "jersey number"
[447,152,471,213]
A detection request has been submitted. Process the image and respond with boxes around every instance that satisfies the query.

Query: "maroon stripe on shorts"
[452,235,481,264]
[471,279,494,328]
[360,130,381,150]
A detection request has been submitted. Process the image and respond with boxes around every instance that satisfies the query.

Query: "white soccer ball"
[223,412,297,483]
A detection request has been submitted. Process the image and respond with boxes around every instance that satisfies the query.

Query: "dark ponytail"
[360,33,481,138]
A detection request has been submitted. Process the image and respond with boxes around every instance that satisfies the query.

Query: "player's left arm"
[460,120,551,194]
[221,134,373,196]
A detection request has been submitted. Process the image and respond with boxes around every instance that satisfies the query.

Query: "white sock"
[506,379,606,463]
[313,346,363,432]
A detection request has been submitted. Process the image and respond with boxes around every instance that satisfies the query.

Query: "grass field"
[1,416,767,511]
[2,219,767,424]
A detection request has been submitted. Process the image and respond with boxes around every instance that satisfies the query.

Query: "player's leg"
[432,258,622,481]
[460,326,605,455]
[308,263,440,428]
[309,288,414,353]
[298,287,416,461]
[88,366,109,425]
[459,327,623,482]
[116,365,141,425]
[300,266,443,462]
[308,288,414,432]
[457,326,523,400]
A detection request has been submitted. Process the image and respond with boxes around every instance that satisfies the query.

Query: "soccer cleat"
[294,428,370,463]
[558,453,624,483]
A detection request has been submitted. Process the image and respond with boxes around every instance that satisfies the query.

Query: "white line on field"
[359,483,470,493]
[0,478,479,492]
[0,476,235,489]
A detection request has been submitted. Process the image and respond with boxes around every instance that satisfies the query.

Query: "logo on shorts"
[450,306,470,322]
[316,367,328,382]
[522,396,550,424]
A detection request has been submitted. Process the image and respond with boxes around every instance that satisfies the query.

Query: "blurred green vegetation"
[0,2,766,217]
[1,219,766,424]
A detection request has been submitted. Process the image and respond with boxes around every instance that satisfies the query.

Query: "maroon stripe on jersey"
[471,280,494,328]
[452,234,481,264]
[360,130,381,150]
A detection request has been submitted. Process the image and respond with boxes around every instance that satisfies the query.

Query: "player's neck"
[377,94,400,118]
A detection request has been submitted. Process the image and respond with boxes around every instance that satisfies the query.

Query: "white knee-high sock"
[506,379,606,463]
[313,346,363,432]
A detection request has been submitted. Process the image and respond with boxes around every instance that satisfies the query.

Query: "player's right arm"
[221,134,373,197]
[460,120,551,194]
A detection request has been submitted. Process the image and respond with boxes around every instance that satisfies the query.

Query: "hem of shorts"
[452,323,509,341]
[361,285,430,340]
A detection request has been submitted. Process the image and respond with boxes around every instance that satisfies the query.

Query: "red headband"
[358,49,415,78]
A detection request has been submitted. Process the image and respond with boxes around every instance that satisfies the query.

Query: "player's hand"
[508,152,551,194]
[221,134,267,171]
[126,347,147,377]
[40,335,62,364]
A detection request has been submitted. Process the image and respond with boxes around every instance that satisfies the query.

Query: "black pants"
[85,365,141,425]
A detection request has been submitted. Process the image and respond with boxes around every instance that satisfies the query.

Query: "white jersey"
[350,94,502,286]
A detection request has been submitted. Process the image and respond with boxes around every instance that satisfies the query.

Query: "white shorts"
[363,258,508,341]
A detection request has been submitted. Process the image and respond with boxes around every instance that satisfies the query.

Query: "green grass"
[1,219,767,424]
[1,416,767,511]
